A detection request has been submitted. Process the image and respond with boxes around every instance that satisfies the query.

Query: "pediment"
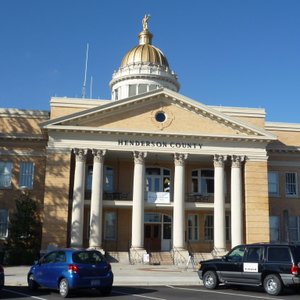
[42,89,276,141]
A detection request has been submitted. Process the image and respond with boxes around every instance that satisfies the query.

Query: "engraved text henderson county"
[117,139,203,149]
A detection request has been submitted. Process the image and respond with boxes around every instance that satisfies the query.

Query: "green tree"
[5,192,42,265]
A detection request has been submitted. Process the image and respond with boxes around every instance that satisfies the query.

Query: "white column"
[131,151,147,250]
[173,153,188,250]
[71,148,87,248]
[213,154,227,252]
[231,155,244,248]
[89,149,106,249]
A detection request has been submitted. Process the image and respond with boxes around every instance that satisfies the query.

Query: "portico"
[68,142,248,255]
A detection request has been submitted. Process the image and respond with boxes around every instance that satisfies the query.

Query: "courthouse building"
[1,18,300,263]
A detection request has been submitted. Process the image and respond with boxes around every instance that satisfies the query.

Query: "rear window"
[292,246,300,262]
[72,251,104,264]
[267,247,291,262]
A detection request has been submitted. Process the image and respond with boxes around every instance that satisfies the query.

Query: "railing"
[103,192,129,200]
[186,193,213,203]
[186,193,230,203]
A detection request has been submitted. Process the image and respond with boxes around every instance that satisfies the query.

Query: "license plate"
[91,280,100,286]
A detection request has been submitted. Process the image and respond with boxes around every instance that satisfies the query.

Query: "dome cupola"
[110,15,180,100]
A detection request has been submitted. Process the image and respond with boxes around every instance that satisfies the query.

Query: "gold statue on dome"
[142,14,151,31]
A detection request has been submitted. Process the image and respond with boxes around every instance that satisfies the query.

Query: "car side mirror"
[222,256,228,261]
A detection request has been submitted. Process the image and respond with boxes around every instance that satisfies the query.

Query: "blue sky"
[0,0,299,123]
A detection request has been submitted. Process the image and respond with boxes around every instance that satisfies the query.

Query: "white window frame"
[104,211,117,240]
[19,162,35,189]
[187,214,199,241]
[288,216,300,242]
[0,209,8,239]
[0,161,13,189]
[285,172,298,197]
[270,215,280,242]
[268,171,279,196]
[192,169,214,195]
[85,165,114,193]
[204,215,214,241]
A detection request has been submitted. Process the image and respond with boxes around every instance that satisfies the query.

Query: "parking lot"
[2,285,300,300]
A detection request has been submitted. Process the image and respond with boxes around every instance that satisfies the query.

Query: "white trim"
[45,125,274,142]
[268,161,300,167]
[51,97,110,109]
[266,122,300,132]
[211,106,266,118]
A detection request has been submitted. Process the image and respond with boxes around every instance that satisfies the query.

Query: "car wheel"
[203,270,219,289]
[28,274,38,291]
[263,274,283,296]
[99,285,112,296]
[59,278,70,298]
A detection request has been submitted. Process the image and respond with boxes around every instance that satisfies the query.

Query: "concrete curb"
[4,264,202,287]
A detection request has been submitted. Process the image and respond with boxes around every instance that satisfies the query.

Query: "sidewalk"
[4,263,201,287]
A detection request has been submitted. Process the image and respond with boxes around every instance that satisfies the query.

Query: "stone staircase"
[104,251,213,266]
[149,251,173,265]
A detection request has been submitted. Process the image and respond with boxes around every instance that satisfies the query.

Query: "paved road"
[2,285,300,300]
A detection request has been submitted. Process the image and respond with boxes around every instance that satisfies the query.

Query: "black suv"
[198,243,300,295]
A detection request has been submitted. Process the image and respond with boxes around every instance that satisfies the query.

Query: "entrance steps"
[149,252,173,265]
[192,252,213,263]
[104,251,213,265]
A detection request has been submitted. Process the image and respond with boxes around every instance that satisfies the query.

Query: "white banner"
[147,192,170,203]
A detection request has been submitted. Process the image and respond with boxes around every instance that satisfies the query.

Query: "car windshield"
[72,251,104,264]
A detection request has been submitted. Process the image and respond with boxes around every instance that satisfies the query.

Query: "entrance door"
[144,224,161,252]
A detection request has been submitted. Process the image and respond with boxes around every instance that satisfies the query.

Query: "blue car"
[27,249,113,297]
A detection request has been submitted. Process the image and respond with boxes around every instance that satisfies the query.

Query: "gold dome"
[120,21,169,68]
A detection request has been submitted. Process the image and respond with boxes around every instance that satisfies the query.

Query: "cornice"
[266,122,300,132]
[0,108,49,118]
[0,133,47,141]
[46,125,273,142]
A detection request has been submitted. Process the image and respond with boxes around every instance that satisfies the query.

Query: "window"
[188,214,199,241]
[226,215,231,241]
[244,246,264,262]
[19,162,34,189]
[204,215,229,241]
[104,212,117,240]
[0,209,8,238]
[227,246,245,262]
[289,216,300,242]
[0,161,13,188]
[268,247,291,262]
[129,85,137,97]
[104,167,114,192]
[192,169,214,195]
[146,168,170,193]
[270,216,280,242]
[114,88,119,100]
[85,165,114,193]
[149,84,158,91]
[138,84,147,94]
[285,172,298,196]
[85,165,93,192]
[268,171,279,196]
[204,215,213,241]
